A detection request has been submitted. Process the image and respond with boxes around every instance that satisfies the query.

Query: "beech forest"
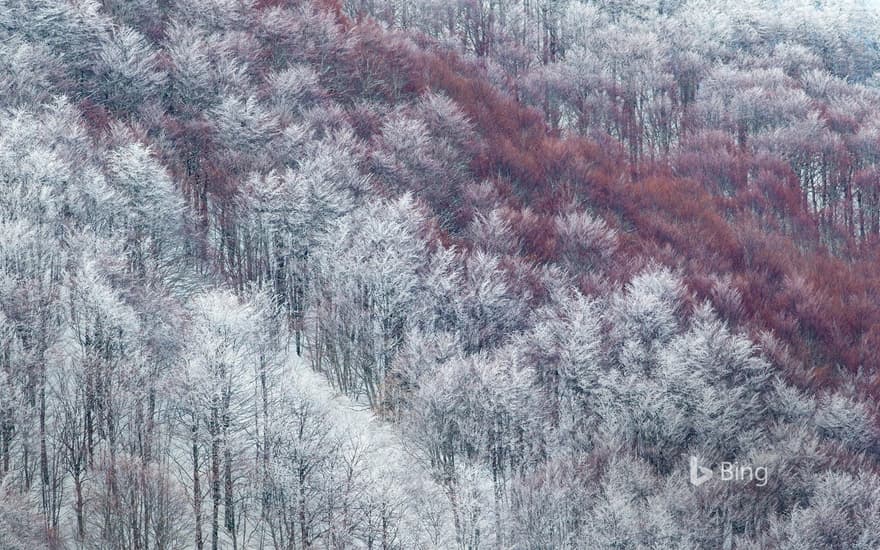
[1,0,880,548]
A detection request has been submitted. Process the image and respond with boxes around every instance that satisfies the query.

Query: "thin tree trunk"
[39,384,50,521]
[74,472,85,541]
[211,404,221,550]
[298,464,309,549]
[193,421,204,550]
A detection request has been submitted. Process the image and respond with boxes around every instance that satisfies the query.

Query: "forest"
[1,0,879,548]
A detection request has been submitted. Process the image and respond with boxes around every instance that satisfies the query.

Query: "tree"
[0,39,61,107]
[813,393,879,454]
[104,142,186,276]
[0,488,56,549]
[776,472,880,550]
[0,0,111,89]
[164,22,249,112]
[241,134,366,351]
[554,209,618,273]
[309,194,427,406]
[456,250,525,354]
[606,266,684,375]
[467,208,521,257]
[210,95,281,159]
[586,455,683,549]
[519,290,603,451]
[57,257,142,545]
[93,25,165,112]
[263,383,342,550]
[265,64,325,116]
[178,290,262,550]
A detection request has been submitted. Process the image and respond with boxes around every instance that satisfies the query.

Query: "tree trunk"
[211,404,221,550]
[192,421,204,550]
[39,383,50,523]
[298,464,309,549]
[74,472,85,541]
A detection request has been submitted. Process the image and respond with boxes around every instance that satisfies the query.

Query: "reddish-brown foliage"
[77,98,111,137]
[317,11,880,389]
[69,0,876,398]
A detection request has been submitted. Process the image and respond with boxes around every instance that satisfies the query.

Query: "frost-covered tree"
[1,1,879,548]
[104,142,186,275]
[521,290,604,451]
[813,392,879,453]
[457,250,525,354]
[178,290,264,550]
[57,258,142,544]
[607,266,684,374]
[263,383,341,550]
[310,194,427,406]
[93,25,165,111]
[776,472,880,550]
[242,134,366,351]
[554,209,618,273]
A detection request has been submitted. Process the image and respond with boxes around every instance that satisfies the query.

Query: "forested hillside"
[0,0,879,549]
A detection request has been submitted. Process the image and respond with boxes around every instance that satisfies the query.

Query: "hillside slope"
[0,0,879,548]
